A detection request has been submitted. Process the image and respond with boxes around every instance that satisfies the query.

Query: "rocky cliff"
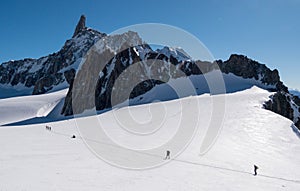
[264,92,300,129]
[217,54,288,92]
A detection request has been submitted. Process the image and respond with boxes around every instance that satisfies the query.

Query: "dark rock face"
[295,118,300,128]
[33,74,62,94]
[61,31,146,115]
[72,15,86,38]
[293,95,300,106]
[292,96,300,129]
[217,54,288,92]
[129,79,164,99]
[64,68,76,85]
[264,92,294,120]
[264,92,300,129]
[61,79,74,116]
[94,47,143,112]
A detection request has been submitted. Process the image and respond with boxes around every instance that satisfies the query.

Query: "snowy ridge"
[127,71,279,107]
[94,31,143,55]
[1,73,294,128]
[157,46,192,61]
[0,89,67,126]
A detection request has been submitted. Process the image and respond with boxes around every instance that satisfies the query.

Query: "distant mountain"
[290,90,300,98]
[0,15,106,98]
[0,15,299,129]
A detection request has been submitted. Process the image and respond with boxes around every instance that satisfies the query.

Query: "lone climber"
[254,165,259,176]
[164,150,171,160]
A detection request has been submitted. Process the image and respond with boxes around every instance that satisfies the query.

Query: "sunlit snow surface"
[0,86,299,190]
[0,89,67,126]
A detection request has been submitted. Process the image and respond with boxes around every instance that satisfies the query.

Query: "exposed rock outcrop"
[293,95,300,106]
[217,54,288,92]
[264,91,300,129]
[264,92,294,121]
[61,31,146,115]
[295,118,300,128]
[72,15,86,38]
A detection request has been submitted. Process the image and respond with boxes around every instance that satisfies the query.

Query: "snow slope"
[127,71,277,108]
[0,89,67,126]
[0,86,299,190]
[0,83,33,99]
[1,71,277,126]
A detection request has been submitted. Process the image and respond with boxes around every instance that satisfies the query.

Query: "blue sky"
[0,0,299,89]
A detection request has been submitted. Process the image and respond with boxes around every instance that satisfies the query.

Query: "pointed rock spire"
[72,15,86,38]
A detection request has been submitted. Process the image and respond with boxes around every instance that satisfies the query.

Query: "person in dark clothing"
[71,135,76,139]
[164,150,171,160]
[254,165,259,176]
[46,125,51,131]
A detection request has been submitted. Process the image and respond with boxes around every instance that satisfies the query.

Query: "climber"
[164,150,171,160]
[254,165,259,176]
[45,125,51,131]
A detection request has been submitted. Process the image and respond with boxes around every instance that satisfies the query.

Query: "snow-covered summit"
[157,46,192,61]
[94,31,143,55]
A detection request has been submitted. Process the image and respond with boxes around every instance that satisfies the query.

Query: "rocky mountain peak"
[218,54,288,92]
[72,15,87,38]
[0,15,106,98]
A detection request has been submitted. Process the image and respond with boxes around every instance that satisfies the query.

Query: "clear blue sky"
[0,0,299,89]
